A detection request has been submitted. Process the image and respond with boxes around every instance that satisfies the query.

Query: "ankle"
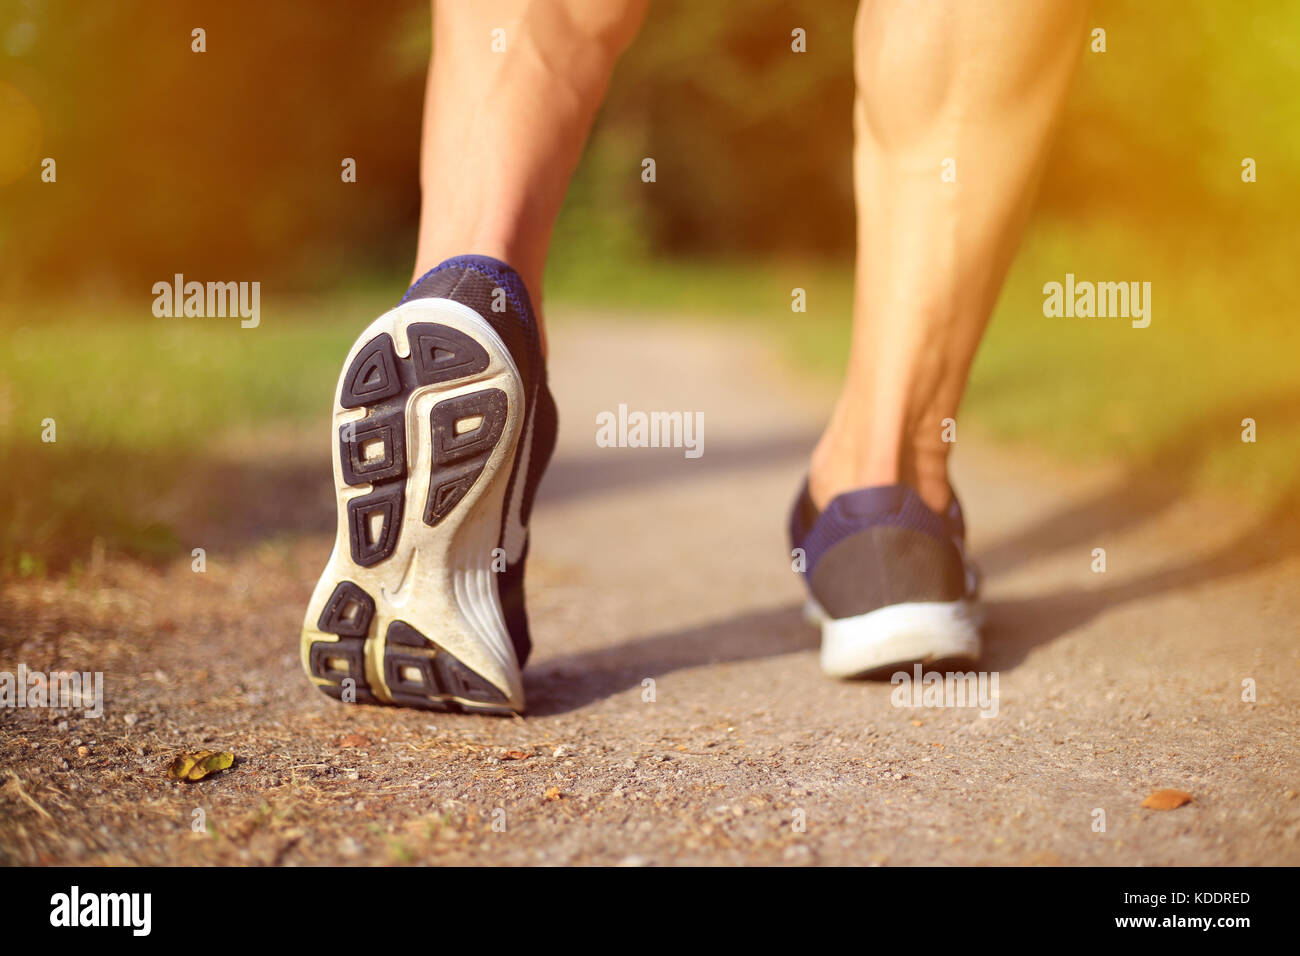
[808,431,900,511]
[903,447,953,514]
[808,430,952,515]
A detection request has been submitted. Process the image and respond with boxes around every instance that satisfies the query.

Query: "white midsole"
[301,297,525,709]
[808,597,984,679]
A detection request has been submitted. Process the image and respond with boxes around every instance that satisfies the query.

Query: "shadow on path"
[525,603,812,716]
[981,480,1300,672]
[977,389,1300,578]
[529,474,1296,714]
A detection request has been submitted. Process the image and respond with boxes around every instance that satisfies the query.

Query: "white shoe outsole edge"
[807,597,984,679]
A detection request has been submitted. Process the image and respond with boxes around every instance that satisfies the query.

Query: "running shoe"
[301,255,556,714]
[789,482,982,677]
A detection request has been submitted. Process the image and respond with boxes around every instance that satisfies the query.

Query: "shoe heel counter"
[808,525,966,620]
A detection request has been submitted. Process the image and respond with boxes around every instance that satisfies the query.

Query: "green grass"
[0,285,389,570]
[2,291,378,448]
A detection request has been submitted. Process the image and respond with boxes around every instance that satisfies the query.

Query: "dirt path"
[2,314,1298,866]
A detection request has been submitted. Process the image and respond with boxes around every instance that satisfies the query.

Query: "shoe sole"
[807,598,984,679]
[300,298,526,713]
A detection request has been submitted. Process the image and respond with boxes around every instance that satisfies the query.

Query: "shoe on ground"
[789,482,983,678]
[300,255,556,714]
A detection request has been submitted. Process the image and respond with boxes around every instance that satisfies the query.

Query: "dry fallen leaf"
[501,751,532,761]
[338,734,371,748]
[544,786,563,801]
[167,750,234,782]
[1141,788,1193,810]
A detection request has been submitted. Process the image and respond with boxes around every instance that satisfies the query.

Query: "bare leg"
[413,0,647,350]
[809,0,1087,514]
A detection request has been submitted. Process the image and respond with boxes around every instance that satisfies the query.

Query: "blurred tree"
[0,0,1295,301]
[1,0,428,296]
